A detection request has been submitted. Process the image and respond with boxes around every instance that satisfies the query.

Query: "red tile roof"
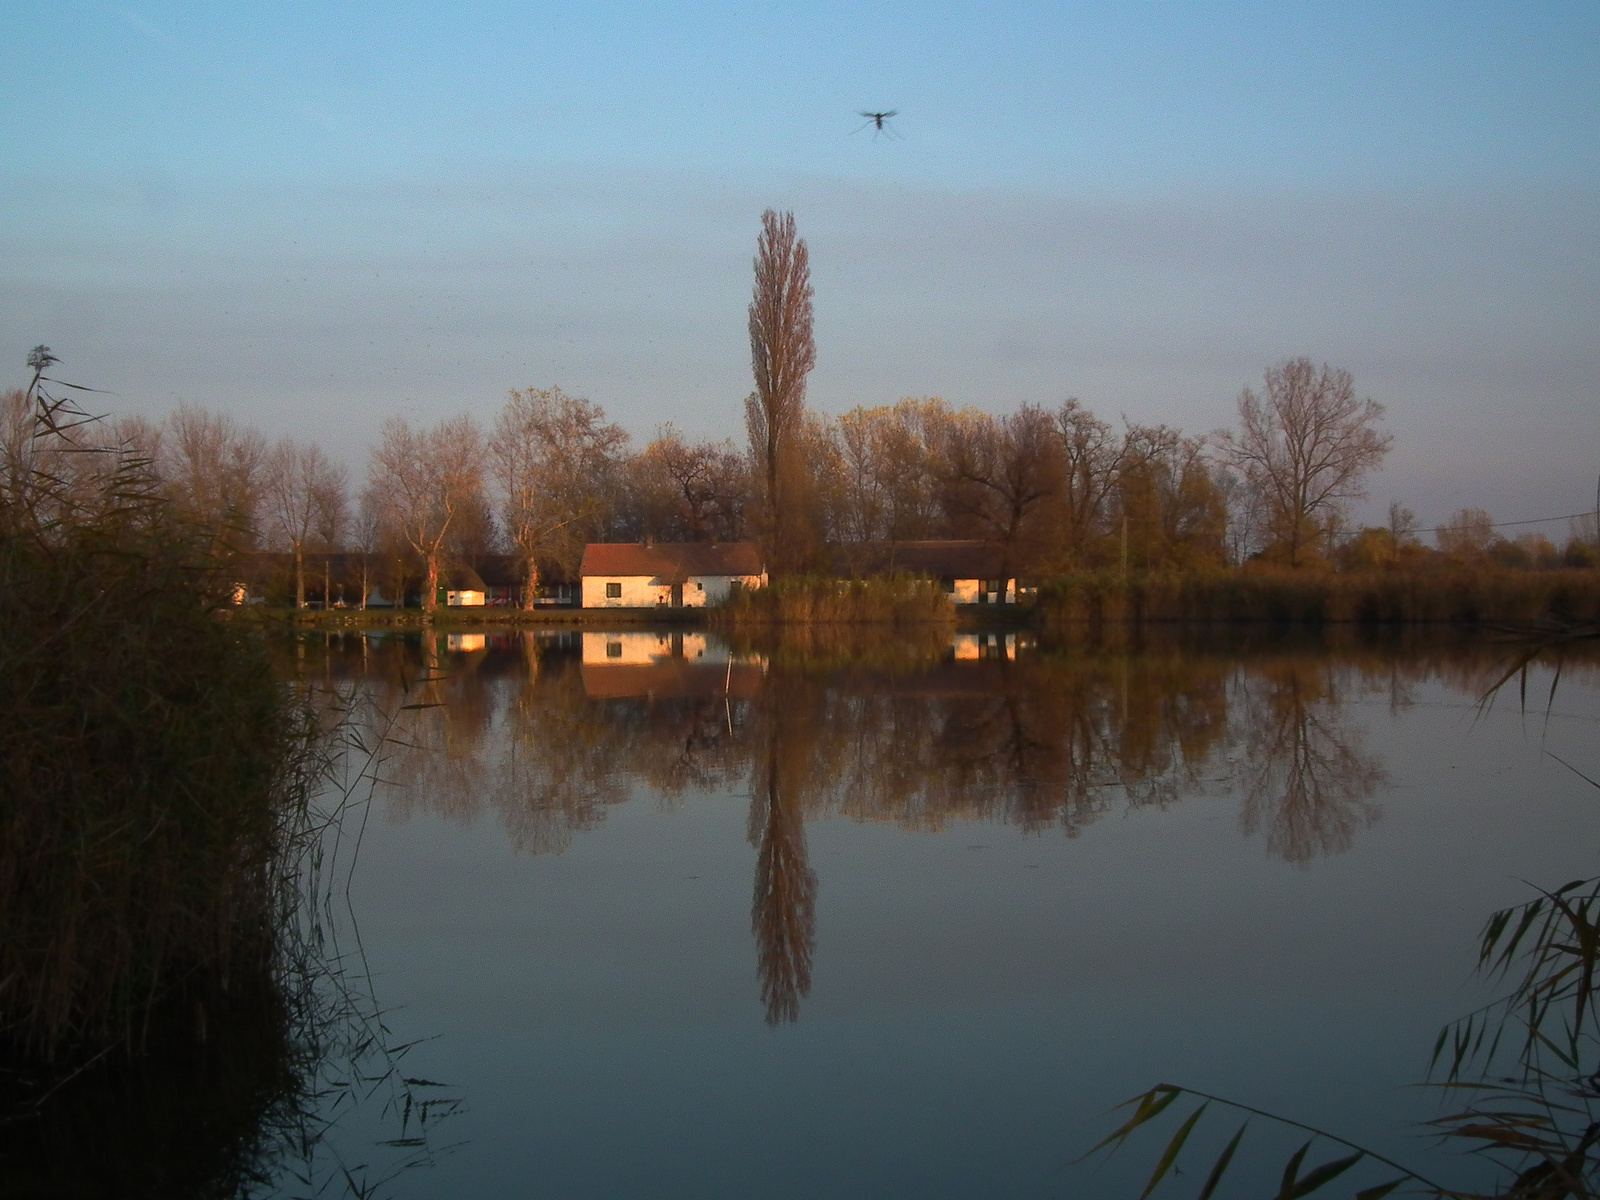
[580,542,765,583]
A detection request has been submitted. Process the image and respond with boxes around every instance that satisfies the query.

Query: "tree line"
[7,211,1593,609]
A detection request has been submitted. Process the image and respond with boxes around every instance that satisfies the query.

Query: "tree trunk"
[522,556,539,612]
[766,438,782,571]
[360,557,368,610]
[294,543,305,609]
[424,553,439,611]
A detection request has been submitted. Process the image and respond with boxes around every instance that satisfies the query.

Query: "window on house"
[605,582,621,599]
[606,641,622,658]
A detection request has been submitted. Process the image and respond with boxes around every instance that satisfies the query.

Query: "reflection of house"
[582,659,766,700]
[833,541,1017,604]
[581,631,728,665]
[579,630,765,698]
[952,632,1018,661]
[580,542,766,609]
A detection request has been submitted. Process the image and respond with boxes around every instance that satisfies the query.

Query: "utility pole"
[1121,514,1129,585]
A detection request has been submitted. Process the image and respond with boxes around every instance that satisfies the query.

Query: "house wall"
[582,575,668,608]
[693,573,767,606]
[581,573,768,608]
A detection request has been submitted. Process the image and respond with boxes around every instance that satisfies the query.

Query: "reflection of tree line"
[303,632,1600,1022]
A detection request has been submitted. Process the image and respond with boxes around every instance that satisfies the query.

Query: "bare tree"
[1387,501,1417,543]
[935,403,1061,571]
[830,399,948,544]
[352,485,388,609]
[1115,422,1228,571]
[1219,359,1391,567]
[635,426,747,542]
[263,438,347,609]
[1215,465,1266,566]
[490,387,626,609]
[745,209,815,571]
[368,416,486,610]
[160,404,269,552]
[1436,507,1495,561]
[1054,398,1123,565]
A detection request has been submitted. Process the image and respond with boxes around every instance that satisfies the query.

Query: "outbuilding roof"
[832,540,1012,581]
[580,541,765,584]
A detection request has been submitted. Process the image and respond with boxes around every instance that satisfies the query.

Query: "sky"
[2,0,1597,530]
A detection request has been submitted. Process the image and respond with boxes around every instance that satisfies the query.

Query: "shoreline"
[232,568,1600,633]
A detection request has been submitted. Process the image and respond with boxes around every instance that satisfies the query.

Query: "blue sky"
[3,1,1597,526]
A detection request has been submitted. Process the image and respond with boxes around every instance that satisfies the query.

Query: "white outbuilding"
[580,542,767,609]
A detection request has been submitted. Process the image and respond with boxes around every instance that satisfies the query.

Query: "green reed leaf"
[1194,1121,1246,1200]
[1140,1102,1206,1199]
[1354,1178,1406,1200]
[1082,1085,1183,1158]
[1275,1139,1311,1198]
[1284,1150,1363,1197]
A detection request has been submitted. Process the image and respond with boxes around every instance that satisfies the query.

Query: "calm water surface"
[275,627,1600,1198]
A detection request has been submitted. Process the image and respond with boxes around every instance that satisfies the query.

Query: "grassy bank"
[1037,567,1600,629]
[712,574,956,626]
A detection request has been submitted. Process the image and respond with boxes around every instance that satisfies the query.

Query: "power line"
[1396,509,1598,537]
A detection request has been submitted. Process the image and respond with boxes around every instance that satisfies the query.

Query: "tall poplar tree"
[745,209,815,571]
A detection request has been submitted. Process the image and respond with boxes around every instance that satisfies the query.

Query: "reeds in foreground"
[0,381,318,1064]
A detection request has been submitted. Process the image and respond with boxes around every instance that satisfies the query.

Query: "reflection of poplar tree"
[749,714,817,1026]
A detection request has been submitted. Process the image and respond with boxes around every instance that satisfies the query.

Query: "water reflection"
[750,699,818,1025]
[288,627,1599,1025]
[1235,658,1386,863]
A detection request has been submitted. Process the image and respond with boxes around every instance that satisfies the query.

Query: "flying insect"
[853,110,900,138]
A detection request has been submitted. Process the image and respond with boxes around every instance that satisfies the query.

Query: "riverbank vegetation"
[1037,566,1600,629]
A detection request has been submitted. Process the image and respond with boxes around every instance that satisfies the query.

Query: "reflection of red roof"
[580,542,765,584]
[581,660,766,699]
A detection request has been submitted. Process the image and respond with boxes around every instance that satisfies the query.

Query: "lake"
[185,628,1600,1195]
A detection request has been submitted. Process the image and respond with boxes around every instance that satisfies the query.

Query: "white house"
[579,542,767,609]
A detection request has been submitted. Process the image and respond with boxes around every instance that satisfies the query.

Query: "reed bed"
[0,385,328,1068]
[1037,567,1600,630]
[713,574,955,626]
[0,522,323,1066]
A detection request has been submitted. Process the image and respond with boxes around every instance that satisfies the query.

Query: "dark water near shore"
[20,626,1600,1198]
